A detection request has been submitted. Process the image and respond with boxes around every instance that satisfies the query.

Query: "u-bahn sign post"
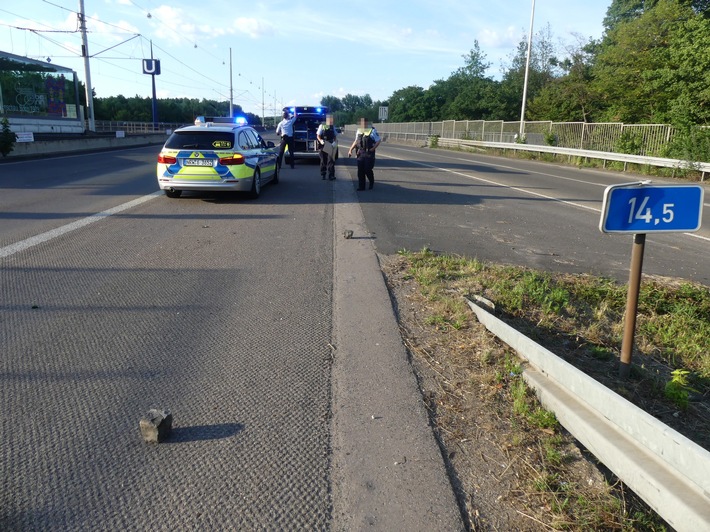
[600,181,704,378]
[143,41,161,129]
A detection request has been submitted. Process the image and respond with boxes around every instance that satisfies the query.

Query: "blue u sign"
[600,181,704,233]
[142,59,161,75]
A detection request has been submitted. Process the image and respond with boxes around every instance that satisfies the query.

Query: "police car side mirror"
[266,141,275,148]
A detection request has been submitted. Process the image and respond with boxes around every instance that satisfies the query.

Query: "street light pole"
[78,0,95,132]
[261,76,265,127]
[519,0,536,139]
[229,48,234,118]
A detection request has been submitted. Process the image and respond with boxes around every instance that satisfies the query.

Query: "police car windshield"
[165,131,234,150]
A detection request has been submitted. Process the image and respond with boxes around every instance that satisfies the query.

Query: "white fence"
[373,120,678,157]
[353,120,708,180]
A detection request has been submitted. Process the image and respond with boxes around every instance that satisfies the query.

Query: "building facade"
[0,51,84,134]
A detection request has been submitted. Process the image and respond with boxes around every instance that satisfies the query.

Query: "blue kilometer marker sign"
[600,181,704,234]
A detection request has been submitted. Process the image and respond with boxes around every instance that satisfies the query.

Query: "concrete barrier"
[3,133,168,160]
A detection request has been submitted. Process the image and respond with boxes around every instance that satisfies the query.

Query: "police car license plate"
[184,159,215,167]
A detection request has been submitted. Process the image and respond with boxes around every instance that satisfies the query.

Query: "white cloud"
[478,26,519,49]
[234,17,274,39]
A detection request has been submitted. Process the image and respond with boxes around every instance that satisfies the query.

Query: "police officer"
[348,117,381,190]
[316,114,338,180]
[275,111,296,169]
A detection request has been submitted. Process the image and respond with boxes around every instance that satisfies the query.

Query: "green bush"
[615,131,643,155]
[543,131,558,146]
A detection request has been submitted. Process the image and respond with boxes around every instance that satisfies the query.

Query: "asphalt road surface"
[343,138,710,286]
[1,144,463,530]
[1,138,708,530]
[1,149,336,529]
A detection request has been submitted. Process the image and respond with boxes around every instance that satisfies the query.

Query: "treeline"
[93,96,261,125]
[321,0,710,159]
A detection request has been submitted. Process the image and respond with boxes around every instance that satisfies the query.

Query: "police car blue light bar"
[284,106,328,115]
[194,116,247,126]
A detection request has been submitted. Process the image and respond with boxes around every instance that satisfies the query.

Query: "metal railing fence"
[91,120,187,134]
[372,120,679,158]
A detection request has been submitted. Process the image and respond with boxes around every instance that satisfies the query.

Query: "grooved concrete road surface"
[1,149,463,530]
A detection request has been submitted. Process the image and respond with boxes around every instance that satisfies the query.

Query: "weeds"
[389,249,704,529]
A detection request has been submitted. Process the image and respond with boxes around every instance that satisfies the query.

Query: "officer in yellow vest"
[316,114,337,180]
[348,117,381,190]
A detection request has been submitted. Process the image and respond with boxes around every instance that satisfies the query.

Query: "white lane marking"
[377,150,710,243]
[379,151,599,213]
[0,191,163,259]
[389,145,710,202]
[389,145,612,188]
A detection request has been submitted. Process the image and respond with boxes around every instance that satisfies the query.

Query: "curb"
[329,166,464,530]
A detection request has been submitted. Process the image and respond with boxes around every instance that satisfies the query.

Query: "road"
[345,139,709,285]
[1,139,707,529]
[1,147,336,529]
[0,144,462,530]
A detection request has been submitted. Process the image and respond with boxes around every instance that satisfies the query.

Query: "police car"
[284,106,338,164]
[156,116,279,198]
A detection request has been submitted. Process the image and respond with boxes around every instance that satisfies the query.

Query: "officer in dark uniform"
[348,117,381,190]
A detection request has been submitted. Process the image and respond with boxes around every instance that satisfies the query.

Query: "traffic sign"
[142,59,161,75]
[600,181,704,234]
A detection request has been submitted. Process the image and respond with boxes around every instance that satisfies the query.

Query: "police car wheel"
[249,169,261,199]
[165,189,182,198]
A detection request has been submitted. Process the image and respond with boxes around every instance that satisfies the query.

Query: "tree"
[387,86,429,122]
[527,36,601,122]
[445,42,501,120]
[603,0,660,31]
[659,7,710,125]
[593,0,694,123]
[498,24,559,120]
[341,94,367,113]
[320,95,343,113]
[0,117,16,157]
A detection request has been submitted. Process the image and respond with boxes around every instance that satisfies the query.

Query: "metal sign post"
[619,233,645,379]
[142,42,161,131]
[600,181,704,378]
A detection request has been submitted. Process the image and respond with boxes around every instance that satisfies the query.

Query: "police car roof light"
[284,106,328,116]
[194,116,247,127]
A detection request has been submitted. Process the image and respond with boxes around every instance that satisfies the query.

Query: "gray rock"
[140,409,173,443]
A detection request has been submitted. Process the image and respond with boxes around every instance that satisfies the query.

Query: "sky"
[0,1,611,118]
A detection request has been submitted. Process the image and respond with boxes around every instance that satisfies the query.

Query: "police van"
[284,106,338,164]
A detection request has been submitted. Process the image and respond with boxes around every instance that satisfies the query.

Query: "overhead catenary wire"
[1,1,269,111]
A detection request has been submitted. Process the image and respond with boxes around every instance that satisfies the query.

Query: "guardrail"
[467,298,710,532]
[435,137,710,181]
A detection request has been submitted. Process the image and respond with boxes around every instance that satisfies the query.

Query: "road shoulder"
[329,165,464,530]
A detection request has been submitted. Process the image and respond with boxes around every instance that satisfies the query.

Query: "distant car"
[283,106,338,164]
[156,116,279,198]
